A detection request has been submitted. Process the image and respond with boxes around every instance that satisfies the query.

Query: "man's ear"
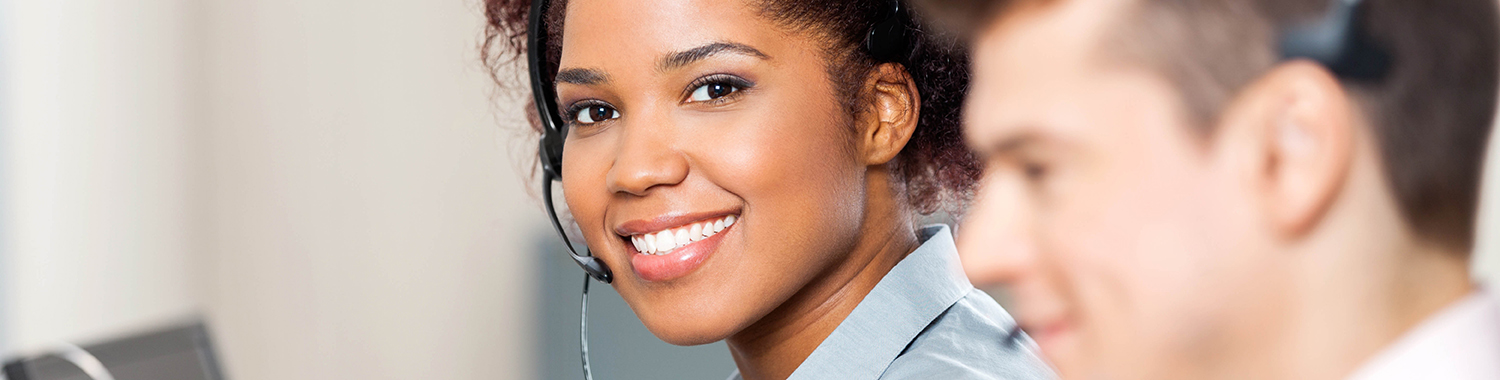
[1217,61,1356,238]
[859,63,921,165]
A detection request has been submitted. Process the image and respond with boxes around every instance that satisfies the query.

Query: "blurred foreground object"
[1,321,224,380]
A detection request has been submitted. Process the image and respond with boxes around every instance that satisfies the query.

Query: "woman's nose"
[606,113,689,196]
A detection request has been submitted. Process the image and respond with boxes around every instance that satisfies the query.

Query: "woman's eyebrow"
[658,42,770,72]
[556,68,610,85]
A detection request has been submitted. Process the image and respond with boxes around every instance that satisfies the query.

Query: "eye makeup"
[558,71,759,129]
[564,99,620,128]
[681,73,756,105]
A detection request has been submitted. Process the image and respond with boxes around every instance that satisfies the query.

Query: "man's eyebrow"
[555,68,610,85]
[976,131,1041,157]
[659,42,770,72]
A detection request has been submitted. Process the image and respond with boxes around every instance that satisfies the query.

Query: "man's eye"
[1022,162,1048,182]
[688,82,739,102]
[574,105,620,124]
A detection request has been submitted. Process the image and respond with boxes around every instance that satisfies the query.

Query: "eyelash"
[682,74,754,105]
[561,74,755,127]
[564,99,618,127]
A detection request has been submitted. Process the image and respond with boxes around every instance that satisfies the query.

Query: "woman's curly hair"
[482,0,980,216]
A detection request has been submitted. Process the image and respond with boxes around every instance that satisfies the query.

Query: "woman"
[483,0,1052,379]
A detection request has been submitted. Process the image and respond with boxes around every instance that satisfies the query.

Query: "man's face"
[960,1,1280,378]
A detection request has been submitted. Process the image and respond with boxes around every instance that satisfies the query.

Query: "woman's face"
[556,0,873,344]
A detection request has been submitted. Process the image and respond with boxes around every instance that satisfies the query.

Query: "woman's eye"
[688,82,739,102]
[574,104,620,124]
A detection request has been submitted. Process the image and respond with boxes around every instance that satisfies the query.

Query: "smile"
[629,215,736,255]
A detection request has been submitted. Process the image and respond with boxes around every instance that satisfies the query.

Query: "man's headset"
[524,0,1383,377]
[1280,0,1391,81]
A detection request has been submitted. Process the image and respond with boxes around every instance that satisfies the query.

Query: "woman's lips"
[625,215,736,282]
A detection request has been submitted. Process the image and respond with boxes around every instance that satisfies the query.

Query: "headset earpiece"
[865,0,912,63]
[530,0,568,180]
[529,0,614,284]
[1279,0,1391,81]
[538,130,565,179]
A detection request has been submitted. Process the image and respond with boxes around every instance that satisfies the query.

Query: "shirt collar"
[1346,289,1500,380]
[785,224,974,380]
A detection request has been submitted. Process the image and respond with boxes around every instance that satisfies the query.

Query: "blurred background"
[0,0,1495,379]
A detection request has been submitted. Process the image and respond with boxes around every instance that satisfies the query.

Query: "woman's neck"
[724,205,920,380]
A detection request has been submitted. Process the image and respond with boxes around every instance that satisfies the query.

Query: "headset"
[529,0,611,286]
[1279,0,1391,81]
[527,0,910,378]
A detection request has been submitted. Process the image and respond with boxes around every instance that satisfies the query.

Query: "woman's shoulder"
[879,289,1056,380]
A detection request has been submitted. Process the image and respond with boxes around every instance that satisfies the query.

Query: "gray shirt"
[729,225,1055,380]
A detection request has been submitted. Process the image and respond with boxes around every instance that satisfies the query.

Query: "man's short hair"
[917,0,1500,253]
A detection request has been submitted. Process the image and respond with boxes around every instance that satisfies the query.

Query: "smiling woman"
[482,0,1053,379]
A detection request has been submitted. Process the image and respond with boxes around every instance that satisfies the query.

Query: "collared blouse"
[729,225,1056,380]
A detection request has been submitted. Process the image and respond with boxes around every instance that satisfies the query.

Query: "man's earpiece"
[1278,0,1391,81]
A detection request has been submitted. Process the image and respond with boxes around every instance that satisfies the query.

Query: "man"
[911,0,1500,378]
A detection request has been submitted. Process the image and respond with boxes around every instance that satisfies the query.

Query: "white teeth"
[655,232,674,254]
[629,215,738,255]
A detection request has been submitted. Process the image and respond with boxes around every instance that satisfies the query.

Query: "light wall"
[196,0,538,379]
[1,0,542,379]
[0,0,199,353]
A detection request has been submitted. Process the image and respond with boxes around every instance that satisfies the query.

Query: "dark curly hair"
[482,0,979,216]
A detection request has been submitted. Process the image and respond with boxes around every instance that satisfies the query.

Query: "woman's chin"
[646,330,733,347]
[637,312,744,346]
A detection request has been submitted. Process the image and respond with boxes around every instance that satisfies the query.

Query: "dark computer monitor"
[1,321,226,380]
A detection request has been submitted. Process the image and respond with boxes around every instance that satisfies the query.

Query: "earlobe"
[860,63,921,165]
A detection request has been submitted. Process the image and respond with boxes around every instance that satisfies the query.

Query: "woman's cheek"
[559,139,618,262]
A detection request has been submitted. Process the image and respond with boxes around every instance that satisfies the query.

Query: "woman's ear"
[859,62,921,165]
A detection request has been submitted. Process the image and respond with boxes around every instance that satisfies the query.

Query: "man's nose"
[957,172,1036,287]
